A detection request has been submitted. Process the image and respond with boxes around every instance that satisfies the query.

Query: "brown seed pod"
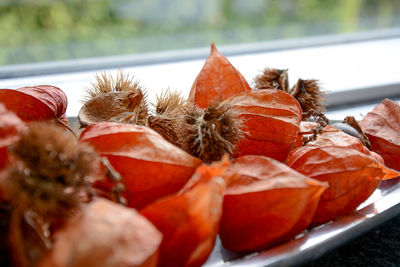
[291,79,326,116]
[254,68,289,93]
[177,100,244,163]
[78,71,149,128]
[254,68,326,119]
[147,90,185,147]
[1,122,101,223]
[254,68,289,91]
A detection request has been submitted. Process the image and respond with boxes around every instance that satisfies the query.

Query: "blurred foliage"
[1,0,399,65]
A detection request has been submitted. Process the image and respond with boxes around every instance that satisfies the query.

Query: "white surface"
[0,38,399,118]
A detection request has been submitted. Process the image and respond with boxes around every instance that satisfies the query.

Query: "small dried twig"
[301,110,329,145]
[101,157,128,206]
[344,116,371,150]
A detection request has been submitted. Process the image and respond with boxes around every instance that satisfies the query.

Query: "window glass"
[1,0,399,65]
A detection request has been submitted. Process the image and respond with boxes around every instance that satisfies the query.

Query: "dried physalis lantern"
[79,122,202,209]
[141,160,227,267]
[359,99,400,171]
[39,198,162,267]
[0,103,25,170]
[219,155,327,252]
[298,120,383,163]
[0,85,68,124]
[230,89,302,162]
[189,43,251,109]
[0,122,101,266]
[286,146,399,224]
[78,71,148,128]
[254,68,326,119]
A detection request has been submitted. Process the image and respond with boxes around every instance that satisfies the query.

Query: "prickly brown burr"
[1,122,101,223]
[291,79,326,116]
[254,68,289,91]
[147,90,185,147]
[79,71,148,127]
[177,100,244,163]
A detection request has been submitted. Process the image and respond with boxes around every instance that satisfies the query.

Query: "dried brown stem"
[101,157,128,206]
[301,110,329,145]
[344,116,371,150]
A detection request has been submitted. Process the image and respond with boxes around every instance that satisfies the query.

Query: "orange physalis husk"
[38,198,162,267]
[0,85,68,124]
[298,122,384,164]
[286,146,399,224]
[188,43,251,109]
[219,155,327,252]
[0,104,25,201]
[180,156,230,192]
[140,164,225,267]
[0,103,25,170]
[359,99,400,171]
[79,122,202,209]
[230,89,302,162]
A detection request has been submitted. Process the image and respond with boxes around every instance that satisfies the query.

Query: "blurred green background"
[1,0,399,65]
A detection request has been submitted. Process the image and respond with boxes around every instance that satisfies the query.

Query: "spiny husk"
[292,79,326,116]
[177,101,244,163]
[147,114,181,147]
[254,68,289,91]
[147,89,185,146]
[80,71,148,127]
[86,71,142,99]
[0,122,101,223]
[153,89,185,115]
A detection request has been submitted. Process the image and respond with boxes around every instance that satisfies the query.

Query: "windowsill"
[1,34,399,120]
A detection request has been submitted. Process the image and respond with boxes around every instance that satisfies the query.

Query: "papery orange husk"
[297,122,384,164]
[359,99,400,171]
[38,198,162,267]
[0,104,26,201]
[0,103,25,169]
[140,173,225,267]
[286,146,399,224]
[79,122,202,209]
[0,85,68,124]
[230,89,302,162]
[219,155,327,252]
[188,43,251,109]
[180,156,230,192]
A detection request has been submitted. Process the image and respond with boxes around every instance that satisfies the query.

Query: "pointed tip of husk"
[380,165,400,180]
[210,42,218,54]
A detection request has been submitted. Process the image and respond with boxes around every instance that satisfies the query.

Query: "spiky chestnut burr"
[147,90,185,147]
[177,101,244,163]
[79,71,149,127]
[0,122,101,223]
[254,68,289,91]
[291,79,326,117]
[255,68,326,120]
